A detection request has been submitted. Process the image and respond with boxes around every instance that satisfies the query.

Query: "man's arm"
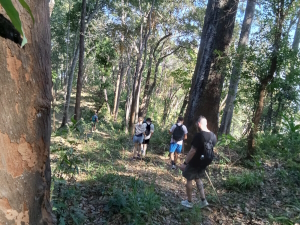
[184,134,187,140]
[184,146,196,164]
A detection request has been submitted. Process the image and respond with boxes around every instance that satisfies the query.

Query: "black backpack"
[144,122,151,136]
[200,132,215,167]
[172,124,185,141]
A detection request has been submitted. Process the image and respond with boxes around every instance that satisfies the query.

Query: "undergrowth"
[224,171,264,191]
[108,177,161,224]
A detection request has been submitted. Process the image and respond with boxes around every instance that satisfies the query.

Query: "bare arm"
[184,134,187,140]
[184,146,196,164]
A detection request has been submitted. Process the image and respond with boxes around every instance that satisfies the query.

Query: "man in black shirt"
[179,116,217,209]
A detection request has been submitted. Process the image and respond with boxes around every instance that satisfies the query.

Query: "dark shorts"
[183,164,205,180]
[92,121,96,127]
[143,139,150,144]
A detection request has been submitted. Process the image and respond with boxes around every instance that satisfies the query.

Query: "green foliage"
[178,205,202,225]
[224,171,264,191]
[52,147,81,178]
[0,0,34,47]
[109,178,160,224]
[52,182,86,225]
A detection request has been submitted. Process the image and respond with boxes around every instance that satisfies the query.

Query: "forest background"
[0,0,299,224]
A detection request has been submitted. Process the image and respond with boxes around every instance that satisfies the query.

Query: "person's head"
[138,117,144,125]
[196,115,208,131]
[177,116,184,124]
[146,118,151,124]
[94,111,97,115]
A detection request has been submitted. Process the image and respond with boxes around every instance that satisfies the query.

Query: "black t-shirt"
[188,131,217,169]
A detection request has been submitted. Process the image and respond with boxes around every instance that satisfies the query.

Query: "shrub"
[224,171,264,191]
[108,177,161,224]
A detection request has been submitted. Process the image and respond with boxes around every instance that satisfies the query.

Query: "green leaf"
[18,0,34,23]
[0,0,26,47]
[0,0,23,34]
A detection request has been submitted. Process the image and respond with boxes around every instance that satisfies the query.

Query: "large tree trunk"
[219,0,256,135]
[247,1,285,157]
[74,0,87,121]
[0,1,55,224]
[184,0,239,149]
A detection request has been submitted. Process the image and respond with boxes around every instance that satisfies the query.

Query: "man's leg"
[133,143,138,158]
[137,143,142,157]
[174,144,182,165]
[142,143,147,156]
[169,143,176,166]
[186,180,193,202]
[195,178,206,200]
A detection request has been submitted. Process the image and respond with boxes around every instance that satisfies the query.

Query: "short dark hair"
[178,116,184,122]
[146,118,151,122]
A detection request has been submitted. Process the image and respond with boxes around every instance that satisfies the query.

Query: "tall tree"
[129,0,154,134]
[219,0,256,135]
[74,0,87,121]
[292,11,300,50]
[0,0,54,224]
[60,0,102,127]
[247,0,288,157]
[184,0,239,148]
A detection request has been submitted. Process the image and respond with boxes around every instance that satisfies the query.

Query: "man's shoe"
[181,200,193,208]
[171,165,176,170]
[199,199,209,208]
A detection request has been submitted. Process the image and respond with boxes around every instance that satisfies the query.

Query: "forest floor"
[50,90,300,225]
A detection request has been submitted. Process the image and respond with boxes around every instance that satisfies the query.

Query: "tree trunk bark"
[61,44,79,127]
[125,66,132,133]
[0,0,55,224]
[104,88,111,114]
[247,1,285,157]
[74,0,87,121]
[292,12,300,50]
[219,0,256,135]
[184,0,239,150]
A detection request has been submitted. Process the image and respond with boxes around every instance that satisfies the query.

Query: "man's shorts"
[143,139,150,144]
[92,121,96,127]
[169,143,182,153]
[183,164,205,180]
[133,135,144,144]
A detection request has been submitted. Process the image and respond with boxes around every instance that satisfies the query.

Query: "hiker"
[169,116,188,169]
[141,118,154,157]
[132,117,146,160]
[179,115,217,209]
[91,111,98,132]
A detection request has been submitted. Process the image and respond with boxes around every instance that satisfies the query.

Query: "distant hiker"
[132,117,146,160]
[141,118,154,157]
[91,111,98,132]
[179,115,217,209]
[169,116,188,169]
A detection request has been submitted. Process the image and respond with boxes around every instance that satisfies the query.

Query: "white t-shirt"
[170,122,188,145]
[144,123,154,140]
[135,123,146,136]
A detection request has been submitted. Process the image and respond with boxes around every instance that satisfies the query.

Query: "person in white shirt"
[169,116,188,169]
[132,117,146,160]
[141,118,154,157]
